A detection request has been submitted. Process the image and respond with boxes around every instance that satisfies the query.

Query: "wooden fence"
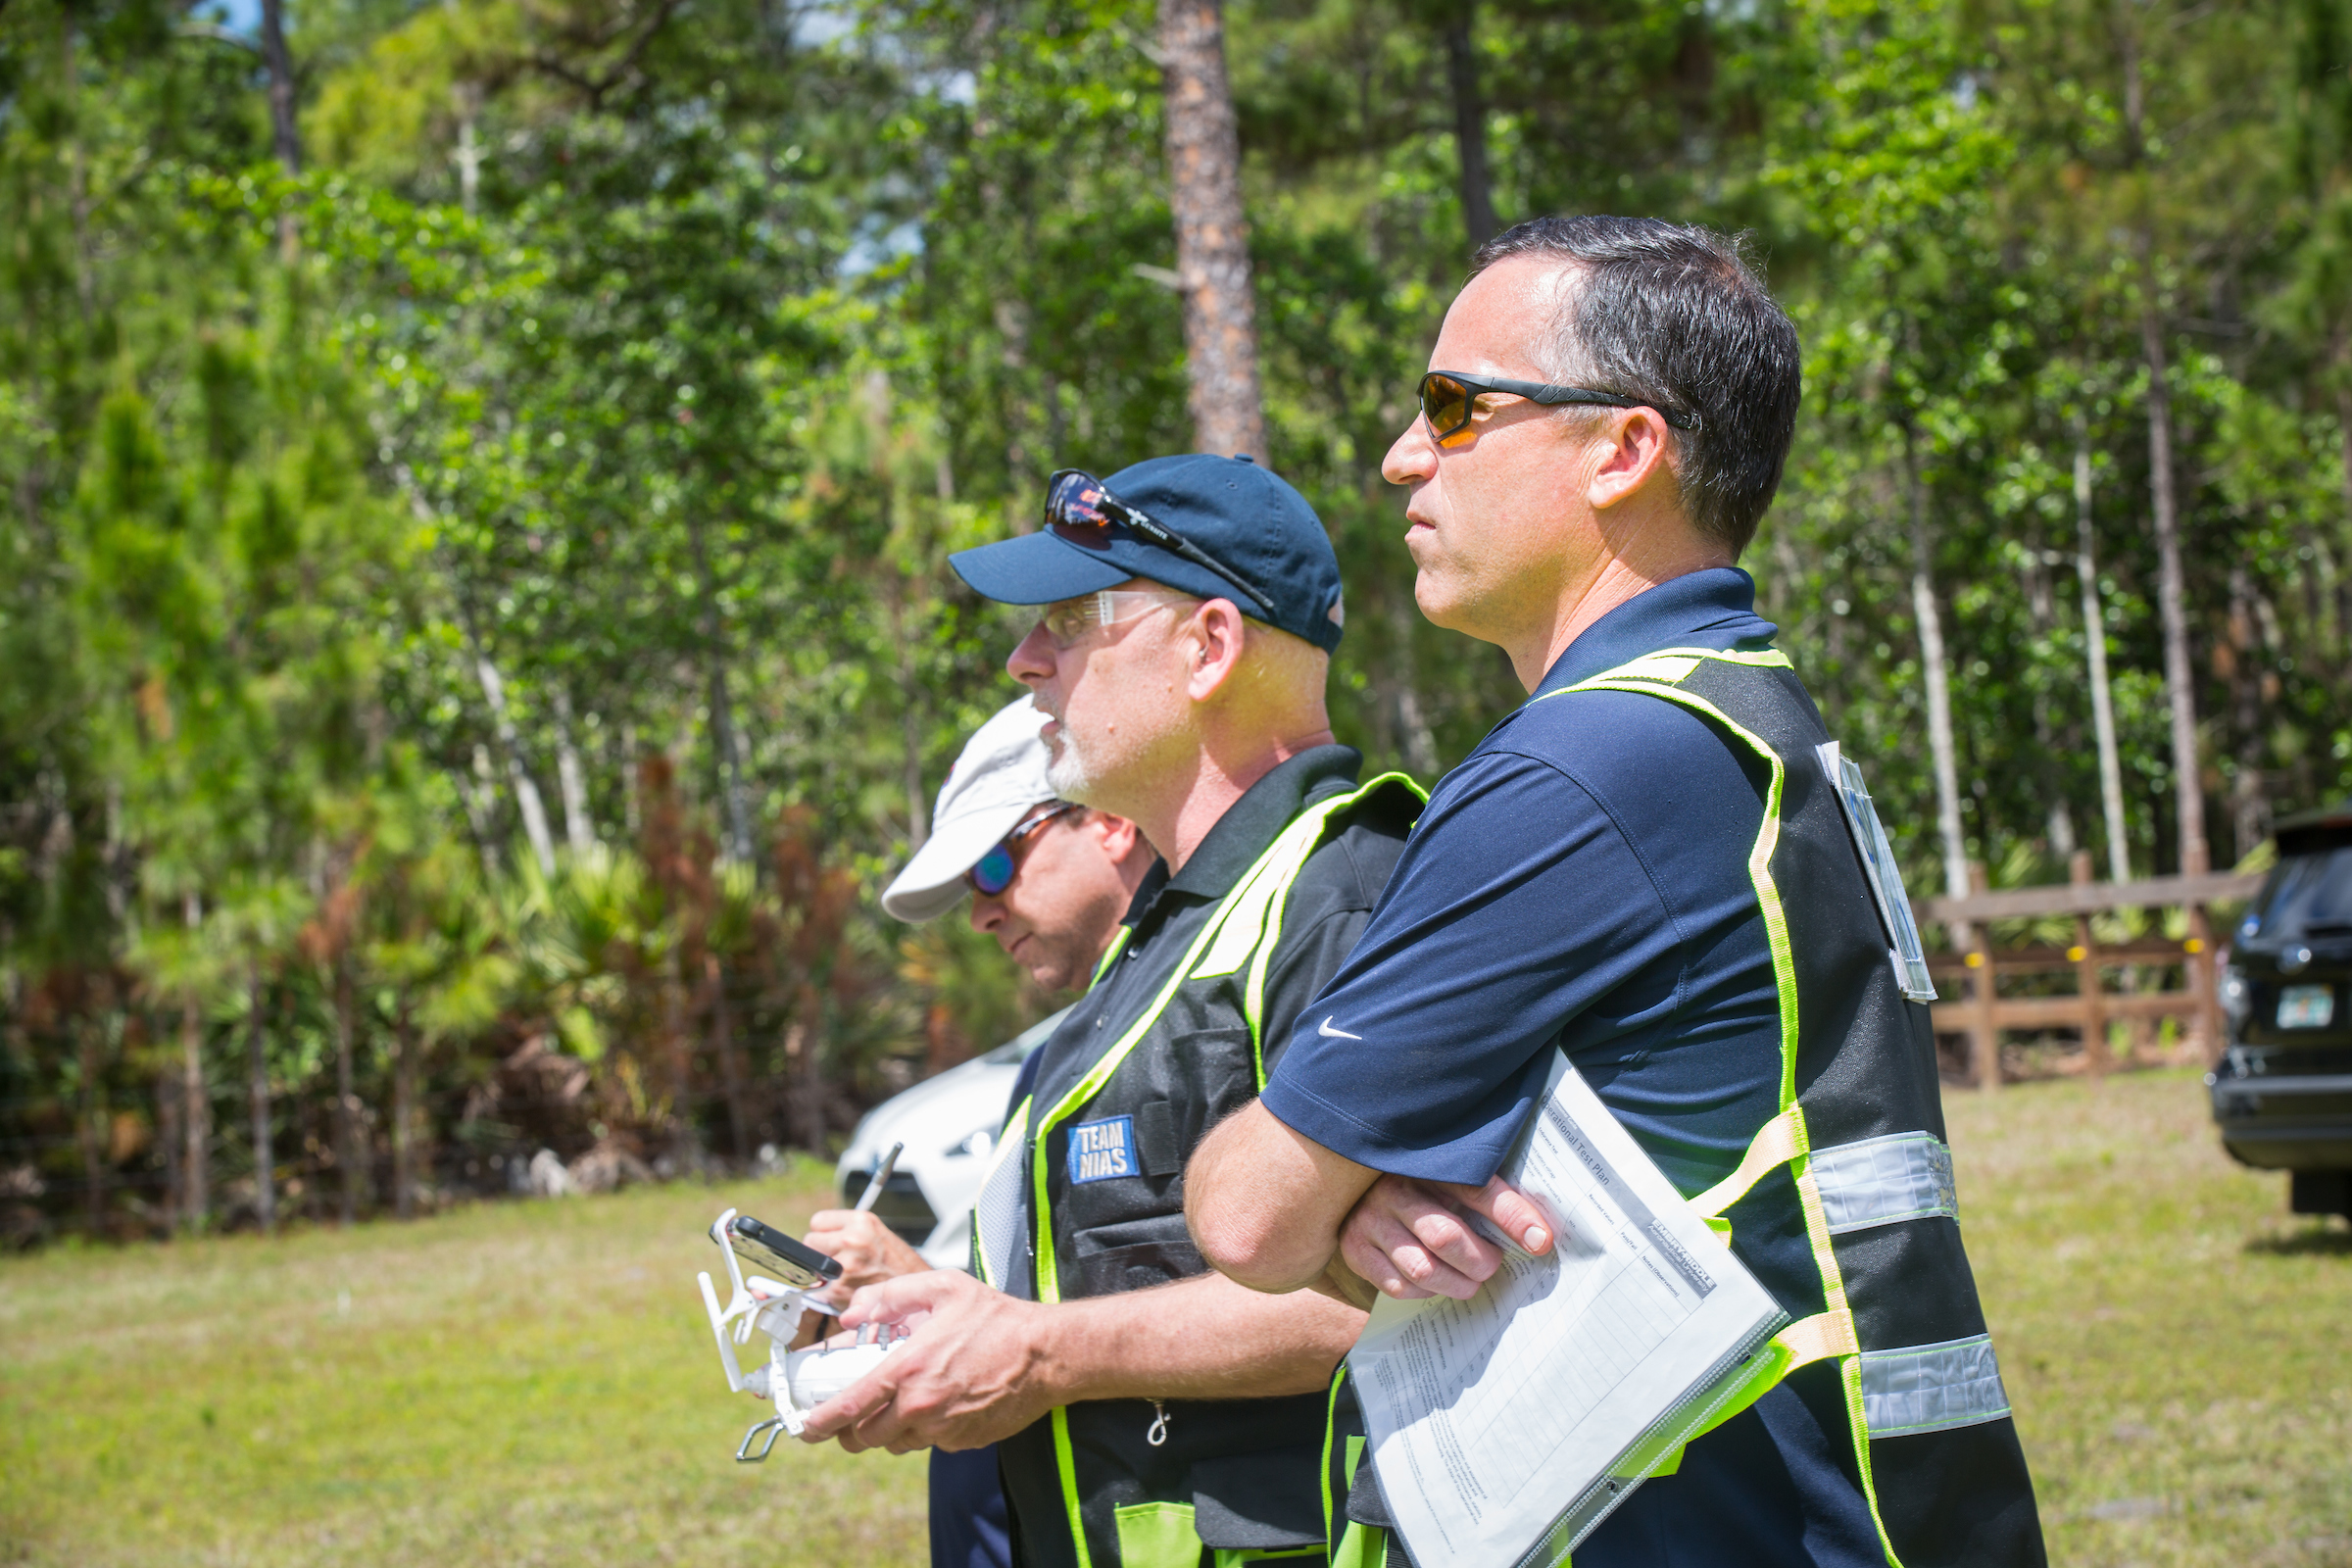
[1909,854,2267,1091]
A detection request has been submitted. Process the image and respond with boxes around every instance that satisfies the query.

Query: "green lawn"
[2,1070,2345,1566]
[1950,1069,2351,1567]
[0,1166,928,1567]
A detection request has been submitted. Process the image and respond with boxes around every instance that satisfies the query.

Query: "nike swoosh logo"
[1318,1016,1362,1041]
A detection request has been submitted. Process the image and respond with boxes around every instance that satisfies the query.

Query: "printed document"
[1348,1054,1788,1568]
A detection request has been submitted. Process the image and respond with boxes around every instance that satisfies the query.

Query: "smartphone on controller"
[714,1213,844,1292]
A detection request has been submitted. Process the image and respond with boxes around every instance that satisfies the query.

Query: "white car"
[834,1007,1068,1268]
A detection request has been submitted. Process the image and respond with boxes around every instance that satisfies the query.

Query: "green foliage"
[6,0,2352,1240]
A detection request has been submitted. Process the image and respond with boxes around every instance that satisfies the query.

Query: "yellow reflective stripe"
[1602,653,1702,683]
[1088,926,1133,992]
[1193,856,1295,979]
[1240,772,1425,1085]
[1054,1405,1094,1568]
[1029,778,1412,1561]
[1798,1154,1904,1567]
[1690,1107,1803,1218]
[1027,779,1397,1304]
[1320,1369,1344,1548]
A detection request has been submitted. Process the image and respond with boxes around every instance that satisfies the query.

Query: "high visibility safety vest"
[1318,648,2044,1568]
[972,772,1427,1568]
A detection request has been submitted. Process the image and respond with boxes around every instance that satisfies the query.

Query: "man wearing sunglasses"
[804,697,1156,1568]
[800,454,1423,1568]
[1188,218,2044,1567]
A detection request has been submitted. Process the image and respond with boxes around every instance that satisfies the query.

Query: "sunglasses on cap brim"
[1417,371,1700,443]
[1043,469,1277,621]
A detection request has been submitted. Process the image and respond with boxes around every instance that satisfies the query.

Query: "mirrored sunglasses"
[1043,469,1277,619]
[965,802,1080,897]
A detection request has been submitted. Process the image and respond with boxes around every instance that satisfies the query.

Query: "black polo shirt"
[1007,744,1413,1182]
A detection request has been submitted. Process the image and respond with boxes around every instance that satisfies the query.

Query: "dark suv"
[2209,802,2352,1218]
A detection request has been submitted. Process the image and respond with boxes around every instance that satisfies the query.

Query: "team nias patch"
[1068,1115,1138,1184]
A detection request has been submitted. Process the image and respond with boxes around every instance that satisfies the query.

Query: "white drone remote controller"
[698,1206,907,1461]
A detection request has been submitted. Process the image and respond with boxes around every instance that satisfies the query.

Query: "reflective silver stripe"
[1860,1334,2011,1438]
[1810,1130,1957,1235]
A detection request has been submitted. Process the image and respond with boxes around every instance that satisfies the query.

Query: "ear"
[1586,407,1677,512]
[1181,598,1251,702]
[1088,810,1143,860]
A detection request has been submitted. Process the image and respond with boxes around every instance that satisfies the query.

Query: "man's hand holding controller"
[802,1208,929,1298]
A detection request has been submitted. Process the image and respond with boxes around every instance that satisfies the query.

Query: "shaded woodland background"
[4,0,2350,1242]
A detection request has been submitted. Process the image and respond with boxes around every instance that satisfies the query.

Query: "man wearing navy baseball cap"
[797,453,1422,1568]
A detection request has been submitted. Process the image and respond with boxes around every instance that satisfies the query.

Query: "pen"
[855,1141,904,1213]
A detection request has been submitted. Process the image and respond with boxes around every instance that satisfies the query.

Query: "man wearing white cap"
[880,698,1156,992]
[806,696,1153,1568]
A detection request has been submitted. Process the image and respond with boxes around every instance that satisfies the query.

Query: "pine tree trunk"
[467,645,559,877]
[1387,595,1441,779]
[248,967,275,1234]
[2335,386,2352,675]
[180,895,209,1234]
[1443,9,1498,248]
[708,955,750,1165]
[788,1008,826,1155]
[1157,0,1267,459]
[258,0,300,260]
[553,686,595,857]
[1904,436,1971,908]
[2141,307,2208,877]
[687,513,754,864]
[392,1008,416,1220]
[76,1016,107,1236]
[2228,565,2267,859]
[2076,441,2133,884]
[180,992,208,1234]
[664,949,702,1166]
[2020,525,2077,858]
[333,957,360,1226]
[157,1057,183,1236]
[883,570,930,850]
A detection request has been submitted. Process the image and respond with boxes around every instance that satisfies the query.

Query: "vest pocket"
[1072,1212,1205,1296]
[1113,1500,1202,1568]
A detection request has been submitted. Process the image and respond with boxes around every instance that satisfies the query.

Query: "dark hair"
[1468,217,1801,559]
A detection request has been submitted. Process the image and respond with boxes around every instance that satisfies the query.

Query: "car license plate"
[2278,985,2336,1030]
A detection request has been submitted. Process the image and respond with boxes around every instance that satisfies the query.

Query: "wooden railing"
[1907,854,2266,1092]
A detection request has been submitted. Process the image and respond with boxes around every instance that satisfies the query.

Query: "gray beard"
[1045,742,1094,805]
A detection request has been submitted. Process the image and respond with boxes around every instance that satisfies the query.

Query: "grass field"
[2,1068,2346,1566]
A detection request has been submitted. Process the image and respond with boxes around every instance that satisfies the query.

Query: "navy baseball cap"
[950,454,1346,653]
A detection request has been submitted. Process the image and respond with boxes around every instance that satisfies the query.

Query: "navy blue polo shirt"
[1260,566,1883,1567]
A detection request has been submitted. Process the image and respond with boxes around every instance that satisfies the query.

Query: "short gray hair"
[1470,217,1802,559]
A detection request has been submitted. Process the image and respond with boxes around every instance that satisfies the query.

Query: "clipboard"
[1348,1054,1789,1568]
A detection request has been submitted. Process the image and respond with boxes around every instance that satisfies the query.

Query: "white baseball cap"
[882,698,1060,923]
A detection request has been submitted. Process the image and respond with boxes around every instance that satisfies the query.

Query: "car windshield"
[2247,846,2352,942]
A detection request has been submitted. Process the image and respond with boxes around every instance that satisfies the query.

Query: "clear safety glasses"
[1038,588,1198,650]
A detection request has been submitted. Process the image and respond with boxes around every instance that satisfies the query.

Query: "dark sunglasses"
[1044,469,1277,620]
[1417,371,1700,443]
[965,802,1080,897]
